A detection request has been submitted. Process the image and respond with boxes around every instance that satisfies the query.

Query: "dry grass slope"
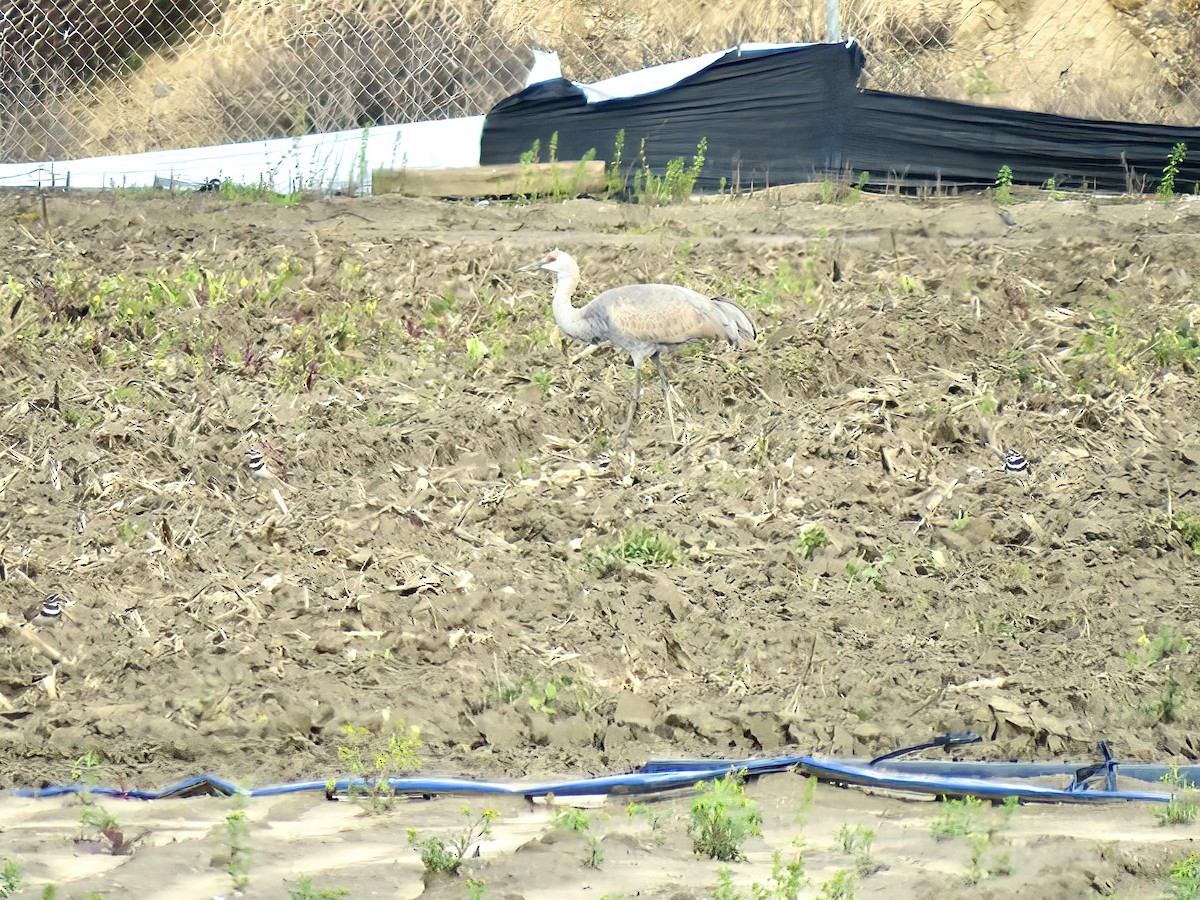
[1,0,1198,162]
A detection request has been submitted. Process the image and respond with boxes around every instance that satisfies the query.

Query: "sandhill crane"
[519,249,757,445]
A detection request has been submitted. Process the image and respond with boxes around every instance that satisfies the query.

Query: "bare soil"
[2,187,1200,897]
[3,775,1197,899]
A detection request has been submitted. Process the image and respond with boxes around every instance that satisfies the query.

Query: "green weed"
[1156,767,1200,826]
[466,878,487,900]
[819,171,868,205]
[849,170,869,202]
[0,860,21,899]
[525,325,557,349]
[519,138,540,172]
[1067,294,1150,386]
[408,807,499,877]
[528,681,559,713]
[2,257,362,393]
[76,803,145,855]
[218,177,302,206]
[796,774,818,830]
[518,132,599,200]
[554,138,598,201]
[994,165,1014,204]
[714,867,742,900]
[329,721,422,814]
[606,128,627,194]
[1151,317,1200,371]
[288,875,350,899]
[1157,142,1188,199]
[1169,851,1200,900]
[1127,623,1191,668]
[751,849,808,899]
[71,748,143,854]
[466,335,489,363]
[1150,679,1188,724]
[529,369,553,392]
[966,67,999,96]
[931,795,1017,883]
[626,800,662,830]
[60,407,90,427]
[224,794,253,891]
[1164,509,1200,554]
[845,554,892,592]
[553,807,591,833]
[582,836,605,869]
[835,824,878,875]
[1043,177,1067,199]
[815,870,856,900]
[71,748,104,783]
[964,833,1011,884]
[688,771,763,861]
[492,671,592,718]
[794,523,827,559]
[634,137,707,204]
[109,384,140,405]
[587,526,680,573]
[427,288,458,322]
[930,795,985,840]
[78,804,121,838]
[275,291,392,390]
[717,263,808,311]
[117,521,144,542]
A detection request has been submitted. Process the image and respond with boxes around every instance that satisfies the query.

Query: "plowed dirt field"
[2,187,1200,898]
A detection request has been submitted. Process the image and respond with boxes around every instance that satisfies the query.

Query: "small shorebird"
[245,448,274,479]
[25,593,67,628]
[1003,449,1028,472]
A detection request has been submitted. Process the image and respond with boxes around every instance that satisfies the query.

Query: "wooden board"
[372,160,606,198]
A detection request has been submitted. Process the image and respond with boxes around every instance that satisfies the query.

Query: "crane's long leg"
[654,357,678,441]
[617,367,643,447]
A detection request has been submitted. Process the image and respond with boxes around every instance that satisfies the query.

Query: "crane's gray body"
[571,283,756,368]
[521,249,757,444]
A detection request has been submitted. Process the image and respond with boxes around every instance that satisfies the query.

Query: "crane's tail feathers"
[712,297,758,347]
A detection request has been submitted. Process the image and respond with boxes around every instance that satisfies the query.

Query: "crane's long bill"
[517,260,543,272]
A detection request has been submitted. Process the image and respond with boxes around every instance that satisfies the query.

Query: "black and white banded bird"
[245,448,273,479]
[1003,449,1028,472]
[25,593,66,627]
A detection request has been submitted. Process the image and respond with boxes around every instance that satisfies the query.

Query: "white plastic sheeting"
[574,43,813,103]
[0,115,485,192]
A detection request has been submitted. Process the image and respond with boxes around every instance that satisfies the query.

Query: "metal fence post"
[827,0,842,43]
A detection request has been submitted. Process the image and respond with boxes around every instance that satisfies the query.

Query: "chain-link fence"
[2,0,1198,163]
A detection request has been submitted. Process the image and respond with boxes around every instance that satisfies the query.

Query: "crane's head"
[518,249,577,277]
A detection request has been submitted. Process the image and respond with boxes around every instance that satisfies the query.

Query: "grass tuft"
[587,526,679,573]
[688,771,762,861]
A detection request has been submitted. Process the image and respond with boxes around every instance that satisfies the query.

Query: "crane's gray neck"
[552,269,598,344]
